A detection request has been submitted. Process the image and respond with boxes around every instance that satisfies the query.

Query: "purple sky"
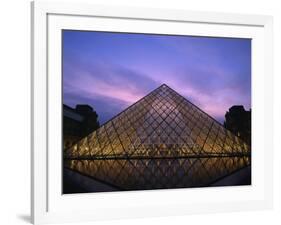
[63,30,251,125]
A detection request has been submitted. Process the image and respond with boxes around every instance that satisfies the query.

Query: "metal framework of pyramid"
[64,84,251,190]
[65,84,250,160]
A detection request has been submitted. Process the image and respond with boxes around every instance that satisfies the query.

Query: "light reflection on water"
[64,156,250,190]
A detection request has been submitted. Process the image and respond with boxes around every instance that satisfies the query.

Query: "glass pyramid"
[64,84,251,191]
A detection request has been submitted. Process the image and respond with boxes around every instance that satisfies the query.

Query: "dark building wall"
[224,105,251,145]
[63,104,100,149]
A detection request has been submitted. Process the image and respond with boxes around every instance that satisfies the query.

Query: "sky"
[63,30,251,125]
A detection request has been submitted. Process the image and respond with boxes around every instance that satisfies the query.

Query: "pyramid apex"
[159,83,170,89]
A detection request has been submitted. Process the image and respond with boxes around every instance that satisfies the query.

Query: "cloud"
[64,59,160,103]
[63,59,161,124]
[63,31,251,125]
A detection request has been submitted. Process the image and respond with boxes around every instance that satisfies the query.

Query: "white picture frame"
[31,1,273,224]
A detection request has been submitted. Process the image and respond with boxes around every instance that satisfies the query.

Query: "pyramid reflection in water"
[64,84,251,191]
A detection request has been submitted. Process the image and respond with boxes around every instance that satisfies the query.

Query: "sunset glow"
[63,30,251,124]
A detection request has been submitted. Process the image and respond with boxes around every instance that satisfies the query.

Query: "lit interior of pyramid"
[64,84,251,190]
